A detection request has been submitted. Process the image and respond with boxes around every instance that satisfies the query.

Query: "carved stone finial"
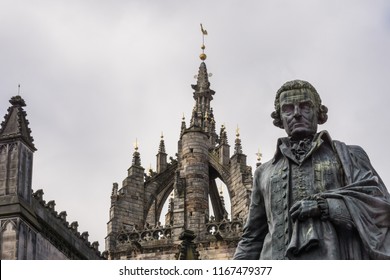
[219,124,228,145]
[58,211,67,222]
[33,189,44,202]
[70,221,79,233]
[176,230,200,260]
[132,139,141,166]
[46,200,56,211]
[256,147,262,167]
[234,126,243,154]
[158,133,166,154]
[81,231,89,241]
[9,95,26,107]
[192,62,211,93]
[1,95,36,151]
[111,183,118,196]
[92,241,99,251]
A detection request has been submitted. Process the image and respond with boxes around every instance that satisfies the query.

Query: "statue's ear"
[317,105,328,125]
[271,111,284,129]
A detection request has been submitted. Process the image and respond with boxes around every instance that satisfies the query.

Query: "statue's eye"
[281,104,294,114]
[300,101,313,112]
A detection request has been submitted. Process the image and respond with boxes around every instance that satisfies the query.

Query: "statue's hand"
[290,200,321,222]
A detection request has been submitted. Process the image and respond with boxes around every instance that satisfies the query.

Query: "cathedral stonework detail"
[106,61,254,260]
[0,96,103,259]
[0,37,255,260]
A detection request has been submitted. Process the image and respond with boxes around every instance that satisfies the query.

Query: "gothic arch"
[1,219,17,232]
[208,161,232,222]
[144,163,177,226]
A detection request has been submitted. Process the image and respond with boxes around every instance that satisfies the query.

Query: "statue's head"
[271,80,328,139]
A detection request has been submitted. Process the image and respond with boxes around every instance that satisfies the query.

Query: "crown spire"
[188,25,218,147]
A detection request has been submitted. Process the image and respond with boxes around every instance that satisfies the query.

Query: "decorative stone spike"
[70,221,79,233]
[132,143,141,166]
[158,133,166,153]
[176,230,200,260]
[81,231,89,241]
[111,183,118,196]
[59,211,67,222]
[219,125,228,145]
[46,200,56,211]
[180,115,186,136]
[192,62,210,93]
[33,189,44,202]
[234,127,243,154]
[0,95,36,151]
[92,241,99,251]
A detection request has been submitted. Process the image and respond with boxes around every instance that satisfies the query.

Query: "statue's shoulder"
[332,140,370,162]
[253,158,276,178]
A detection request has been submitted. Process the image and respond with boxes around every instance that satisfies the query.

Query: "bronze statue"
[234,80,390,259]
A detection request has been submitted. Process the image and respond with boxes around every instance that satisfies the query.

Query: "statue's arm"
[234,167,268,260]
[323,144,389,229]
[324,198,354,229]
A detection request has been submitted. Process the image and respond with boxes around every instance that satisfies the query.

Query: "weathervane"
[200,23,208,61]
[194,24,213,79]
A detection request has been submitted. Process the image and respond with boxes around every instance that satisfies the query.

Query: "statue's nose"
[293,105,301,117]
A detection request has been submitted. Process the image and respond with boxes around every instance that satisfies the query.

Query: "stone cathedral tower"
[0,95,103,259]
[106,29,254,260]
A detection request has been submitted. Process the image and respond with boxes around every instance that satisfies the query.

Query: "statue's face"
[279,89,318,139]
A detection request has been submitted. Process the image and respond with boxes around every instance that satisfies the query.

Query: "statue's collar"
[272,130,333,164]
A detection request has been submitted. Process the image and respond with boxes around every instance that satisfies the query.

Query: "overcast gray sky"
[1,0,389,252]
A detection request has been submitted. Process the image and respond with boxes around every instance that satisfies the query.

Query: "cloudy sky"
[1,0,389,252]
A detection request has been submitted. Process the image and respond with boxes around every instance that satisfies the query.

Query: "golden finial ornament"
[134,138,139,151]
[236,125,240,138]
[256,147,263,162]
[200,23,208,61]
